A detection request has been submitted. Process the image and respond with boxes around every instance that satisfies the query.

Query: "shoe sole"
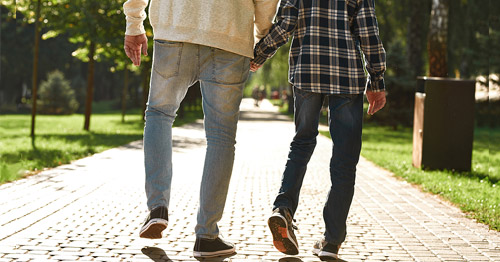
[313,250,339,261]
[319,253,339,261]
[193,248,236,258]
[268,214,299,255]
[139,218,168,239]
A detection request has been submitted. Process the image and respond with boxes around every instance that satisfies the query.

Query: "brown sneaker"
[268,207,299,255]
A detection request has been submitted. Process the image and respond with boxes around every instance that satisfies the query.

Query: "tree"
[408,0,431,78]
[491,0,500,78]
[428,0,449,77]
[101,23,154,122]
[44,0,126,130]
[0,6,35,107]
[38,70,78,114]
[1,0,48,136]
[30,0,41,136]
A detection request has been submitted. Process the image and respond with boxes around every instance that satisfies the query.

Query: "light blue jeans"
[144,40,250,239]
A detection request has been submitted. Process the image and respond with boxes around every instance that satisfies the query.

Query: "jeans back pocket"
[153,40,183,79]
[212,48,249,85]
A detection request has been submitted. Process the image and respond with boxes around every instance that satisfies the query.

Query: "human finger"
[368,100,376,115]
[141,40,148,56]
[134,49,141,66]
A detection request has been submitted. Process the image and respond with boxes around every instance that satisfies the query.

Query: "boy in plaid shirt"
[251,0,386,259]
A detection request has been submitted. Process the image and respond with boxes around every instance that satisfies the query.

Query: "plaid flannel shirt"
[253,0,386,94]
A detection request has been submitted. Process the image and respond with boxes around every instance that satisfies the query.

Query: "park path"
[0,98,499,262]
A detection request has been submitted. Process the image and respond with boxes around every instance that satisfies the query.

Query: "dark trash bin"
[412,77,476,171]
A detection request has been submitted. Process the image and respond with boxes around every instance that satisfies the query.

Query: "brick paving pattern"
[0,98,499,262]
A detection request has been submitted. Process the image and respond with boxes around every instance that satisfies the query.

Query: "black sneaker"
[193,237,236,258]
[312,239,341,261]
[268,207,299,255]
[139,206,168,239]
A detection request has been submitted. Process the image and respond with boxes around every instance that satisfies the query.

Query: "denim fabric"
[144,40,250,239]
[273,86,363,245]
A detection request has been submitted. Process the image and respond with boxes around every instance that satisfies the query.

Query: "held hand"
[366,90,386,115]
[124,34,148,66]
[250,61,263,72]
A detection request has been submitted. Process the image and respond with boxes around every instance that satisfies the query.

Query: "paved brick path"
[1,98,499,262]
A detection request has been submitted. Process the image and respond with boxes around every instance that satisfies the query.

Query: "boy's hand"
[250,61,263,72]
[124,34,148,66]
[366,90,386,115]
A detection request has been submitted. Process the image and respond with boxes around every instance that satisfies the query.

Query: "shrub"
[38,70,79,115]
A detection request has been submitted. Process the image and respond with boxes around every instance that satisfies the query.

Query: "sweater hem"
[153,27,254,58]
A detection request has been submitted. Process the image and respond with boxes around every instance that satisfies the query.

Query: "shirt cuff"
[125,22,146,36]
[251,48,268,66]
[367,77,385,92]
[252,56,267,66]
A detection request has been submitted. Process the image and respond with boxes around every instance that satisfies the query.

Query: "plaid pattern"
[253,0,386,94]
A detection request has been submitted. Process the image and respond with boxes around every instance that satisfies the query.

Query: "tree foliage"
[38,70,78,114]
[1,0,497,127]
[428,0,449,77]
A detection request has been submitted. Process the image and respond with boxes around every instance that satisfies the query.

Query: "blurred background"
[0,0,498,123]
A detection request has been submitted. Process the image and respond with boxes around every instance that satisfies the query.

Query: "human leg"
[322,94,363,245]
[141,40,198,238]
[194,46,249,240]
[270,86,324,255]
[273,86,324,215]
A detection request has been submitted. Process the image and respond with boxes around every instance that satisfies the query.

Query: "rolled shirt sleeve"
[123,0,149,36]
[352,0,386,92]
[253,0,299,66]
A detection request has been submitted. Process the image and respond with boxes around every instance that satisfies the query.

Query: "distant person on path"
[250,0,386,260]
[252,85,261,107]
[123,0,278,258]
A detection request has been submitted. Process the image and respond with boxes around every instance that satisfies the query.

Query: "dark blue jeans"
[273,86,363,245]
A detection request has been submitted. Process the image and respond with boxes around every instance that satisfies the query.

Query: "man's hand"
[250,61,263,72]
[366,90,386,115]
[124,34,148,66]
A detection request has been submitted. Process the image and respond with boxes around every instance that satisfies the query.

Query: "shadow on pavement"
[278,257,304,262]
[194,252,236,261]
[277,257,348,262]
[141,246,173,262]
[239,110,291,122]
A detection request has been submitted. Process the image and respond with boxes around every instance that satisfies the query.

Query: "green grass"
[0,108,203,184]
[320,125,500,230]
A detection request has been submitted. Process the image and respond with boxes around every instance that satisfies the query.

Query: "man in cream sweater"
[123,0,278,258]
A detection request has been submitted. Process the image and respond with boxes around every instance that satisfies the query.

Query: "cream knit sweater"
[124,0,279,58]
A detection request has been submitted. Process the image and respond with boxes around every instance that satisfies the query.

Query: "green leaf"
[41,30,59,40]
[71,48,89,62]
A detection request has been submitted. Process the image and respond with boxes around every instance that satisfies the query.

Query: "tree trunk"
[408,0,427,77]
[30,0,41,137]
[121,68,129,123]
[428,0,449,77]
[84,41,96,131]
